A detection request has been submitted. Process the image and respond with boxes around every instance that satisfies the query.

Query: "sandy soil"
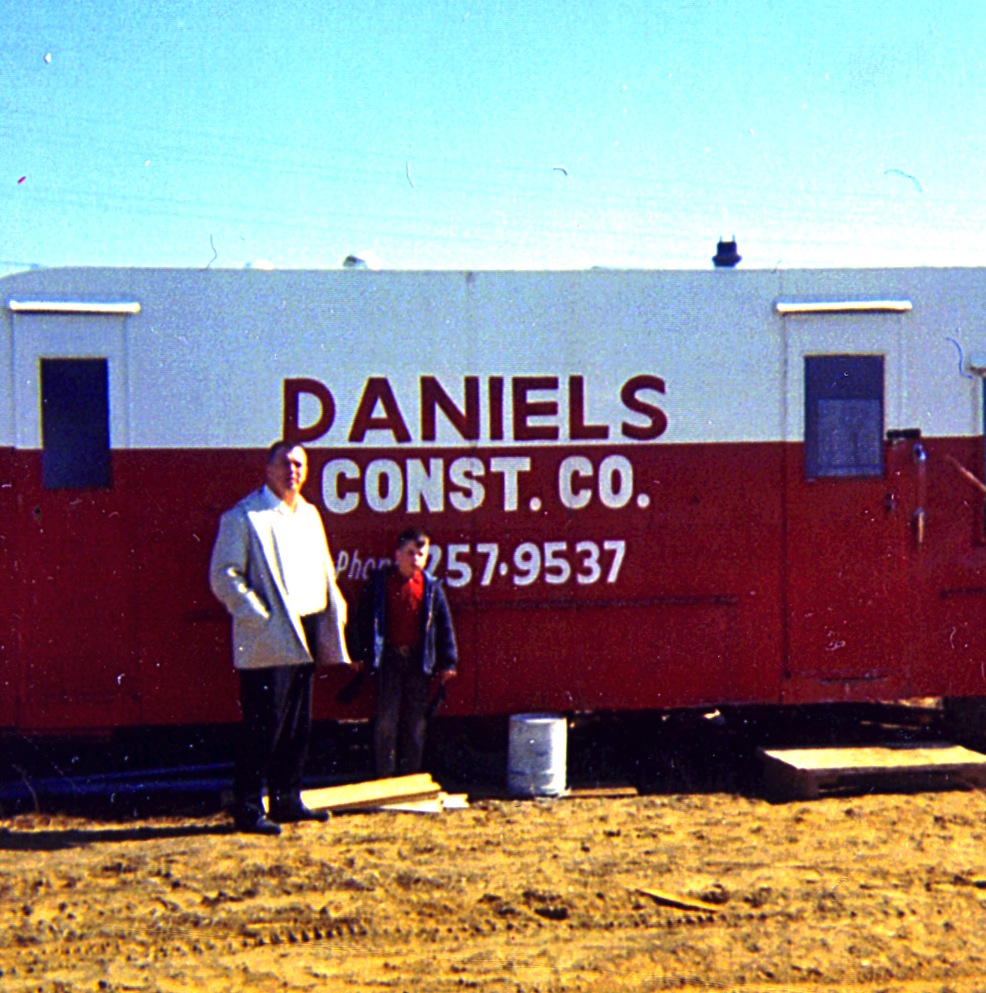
[3,776,986,993]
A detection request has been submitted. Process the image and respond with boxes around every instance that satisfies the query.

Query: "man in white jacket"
[210,441,351,835]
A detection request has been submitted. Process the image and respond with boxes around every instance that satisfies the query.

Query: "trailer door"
[10,302,139,730]
[782,305,916,703]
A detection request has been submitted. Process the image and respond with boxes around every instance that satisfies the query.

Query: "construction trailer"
[3,266,986,735]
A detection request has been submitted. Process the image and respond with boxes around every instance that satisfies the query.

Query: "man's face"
[394,538,429,578]
[266,445,308,502]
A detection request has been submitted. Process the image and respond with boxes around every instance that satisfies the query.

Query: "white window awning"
[7,299,141,315]
[776,300,912,315]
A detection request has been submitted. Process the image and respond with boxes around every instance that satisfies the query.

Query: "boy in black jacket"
[356,527,458,777]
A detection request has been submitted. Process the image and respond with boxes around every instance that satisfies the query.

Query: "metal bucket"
[507,713,567,797]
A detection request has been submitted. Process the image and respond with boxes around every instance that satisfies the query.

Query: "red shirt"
[386,569,425,649]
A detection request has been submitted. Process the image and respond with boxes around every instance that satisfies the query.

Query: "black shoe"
[269,799,330,824]
[234,812,282,836]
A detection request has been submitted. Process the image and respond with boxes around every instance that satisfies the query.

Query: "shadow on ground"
[0,701,977,820]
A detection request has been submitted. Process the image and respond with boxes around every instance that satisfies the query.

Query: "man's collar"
[261,484,303,513]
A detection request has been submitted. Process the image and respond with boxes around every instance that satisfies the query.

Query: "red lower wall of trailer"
[781,433,986,706]
[4,437,986,734]
[0,450,17,729]
[909,437,986,699]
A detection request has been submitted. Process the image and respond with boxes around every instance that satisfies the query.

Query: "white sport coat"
[209,488,352,670]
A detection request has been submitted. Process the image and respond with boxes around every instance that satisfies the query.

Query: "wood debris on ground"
[301,773,469,814]
[759,742,986,799]
[637,888,721,913]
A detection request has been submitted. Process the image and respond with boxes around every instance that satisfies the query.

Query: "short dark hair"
[266,440,305,464]
[396,526,430,549]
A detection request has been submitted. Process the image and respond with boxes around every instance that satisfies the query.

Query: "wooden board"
[373,797,445,814]
[372,793,471,814]
[563,785,639,800]
[760,743,986,799]
[301,773,441,812]
[638,888,720,913]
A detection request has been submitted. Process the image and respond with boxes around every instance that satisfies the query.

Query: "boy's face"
[394,538,430,578]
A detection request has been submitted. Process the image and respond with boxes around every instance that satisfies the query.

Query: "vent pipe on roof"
[342,251,382,270]
[712,238,741,268]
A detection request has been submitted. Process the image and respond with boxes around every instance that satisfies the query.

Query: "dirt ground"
[4,756,986,993]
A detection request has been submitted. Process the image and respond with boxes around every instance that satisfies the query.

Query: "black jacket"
[356,566,458,676]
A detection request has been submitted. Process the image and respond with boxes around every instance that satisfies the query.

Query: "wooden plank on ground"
[301,773,441,812]
[759,743,986,799]
[564,785,639,800]
[374,797,445,814]
[638,888,720,913]
[372,792,471,814]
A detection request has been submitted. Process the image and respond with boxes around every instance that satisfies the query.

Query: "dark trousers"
[233,663,315,816]
[374,652,432,777]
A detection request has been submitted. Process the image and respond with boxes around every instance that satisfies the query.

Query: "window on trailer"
[40,357,112,489]
[804,354,884,480]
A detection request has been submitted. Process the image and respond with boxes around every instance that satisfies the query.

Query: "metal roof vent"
[712,238,741,268]
[342,251,382,270]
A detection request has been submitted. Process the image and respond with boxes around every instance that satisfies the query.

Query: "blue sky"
[2,1,982,273]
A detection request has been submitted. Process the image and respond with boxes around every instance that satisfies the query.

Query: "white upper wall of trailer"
[2,267,985,450]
